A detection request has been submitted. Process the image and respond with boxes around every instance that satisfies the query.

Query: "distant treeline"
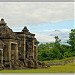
[38,29,75,61]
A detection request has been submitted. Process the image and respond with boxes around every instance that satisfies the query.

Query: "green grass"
[0,62,75,73]
[44,56,75,63]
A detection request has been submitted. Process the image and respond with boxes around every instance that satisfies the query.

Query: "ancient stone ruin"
[0,18,39,69]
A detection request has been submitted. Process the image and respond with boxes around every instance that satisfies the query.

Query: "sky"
[0,2,74,43]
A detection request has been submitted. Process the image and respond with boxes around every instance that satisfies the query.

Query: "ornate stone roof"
[22,26,29,32]
[22,26,35,38]
[0,18,17,39]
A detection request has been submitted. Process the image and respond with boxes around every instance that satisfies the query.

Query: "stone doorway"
[0,49,3,67]
[11,43,17,68]
[26,39,34,68]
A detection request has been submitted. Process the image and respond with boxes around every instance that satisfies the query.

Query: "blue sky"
[12,19,74,32]
[28,19,74,32]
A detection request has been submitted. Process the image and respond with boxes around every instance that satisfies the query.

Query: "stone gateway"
[0,18,39,69]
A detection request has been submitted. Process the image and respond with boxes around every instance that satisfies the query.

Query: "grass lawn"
[0,62,75,73]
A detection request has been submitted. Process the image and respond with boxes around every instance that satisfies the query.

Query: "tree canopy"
[38,29,75,61]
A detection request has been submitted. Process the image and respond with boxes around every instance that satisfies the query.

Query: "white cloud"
[35,33,55,43]
[35,29,70,43]
[0,2,74,26]
[49,29,70,42]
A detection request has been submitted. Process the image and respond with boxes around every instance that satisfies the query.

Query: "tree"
[54,36,61,47]
[38,30,75,61]
[68,29,75,52]
[38,44,50,61]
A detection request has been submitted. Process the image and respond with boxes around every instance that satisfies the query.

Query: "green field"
[0,62,75,73]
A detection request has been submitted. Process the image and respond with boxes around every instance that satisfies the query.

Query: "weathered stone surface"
[0,18,39,69]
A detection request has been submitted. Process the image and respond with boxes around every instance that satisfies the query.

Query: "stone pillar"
[8,42,12,69]
[15,43,18,69]
[1,49,3,67]
[35,44,38,60]
[23,34,27,67]
[33,39,37,60]
[16,43,18,61]
[23,34,26,60]
[32,39,38,68]
[32,39,35,59]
